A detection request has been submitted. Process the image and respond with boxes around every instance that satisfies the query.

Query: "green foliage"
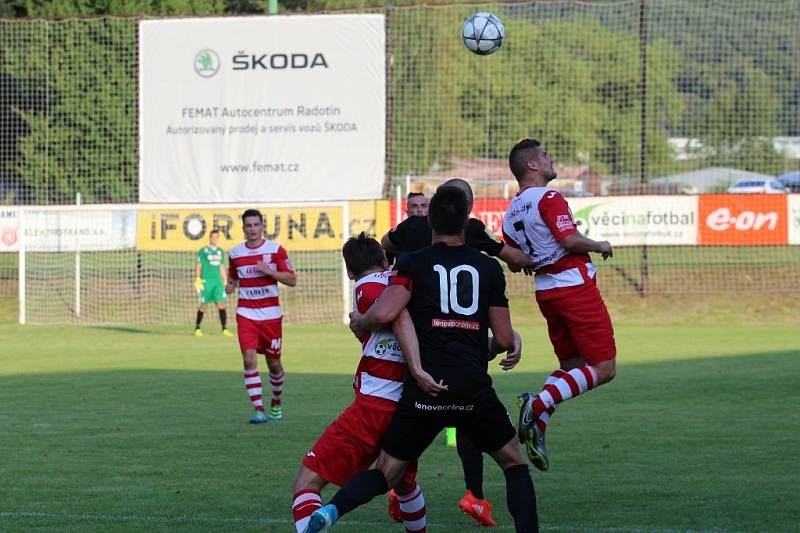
[3,19,139,202]
[1,0,797,202]
[390,7,684,178]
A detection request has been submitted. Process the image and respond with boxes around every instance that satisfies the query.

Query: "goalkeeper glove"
[194,277,203,291]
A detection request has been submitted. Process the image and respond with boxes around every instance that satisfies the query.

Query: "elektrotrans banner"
[138,14,386,203]
[0,208,136,252]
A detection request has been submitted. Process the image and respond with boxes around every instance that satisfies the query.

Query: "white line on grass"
[0,511,747,532]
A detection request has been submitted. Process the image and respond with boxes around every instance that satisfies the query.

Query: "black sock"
[504,464,539,533]
[457,428,484,498]
[195,310,204,329]
[219,309,227,329]
[329,469,388,517]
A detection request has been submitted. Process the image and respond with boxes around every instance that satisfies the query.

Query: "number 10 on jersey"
[433,264,479,315]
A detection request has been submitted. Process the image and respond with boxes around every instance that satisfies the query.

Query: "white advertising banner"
[789,194,800,245]
[139,15,386,203]
[568,195,698,245]
[0,209,136,252]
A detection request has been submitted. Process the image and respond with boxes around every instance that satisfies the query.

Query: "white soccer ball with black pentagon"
[462,12,505,55]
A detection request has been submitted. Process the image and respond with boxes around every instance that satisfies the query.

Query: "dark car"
[777,171,800,193]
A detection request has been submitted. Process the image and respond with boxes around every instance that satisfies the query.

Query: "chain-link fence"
[1,1,799,324]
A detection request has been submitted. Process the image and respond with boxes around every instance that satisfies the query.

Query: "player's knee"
[293,466,325,493]
[595,359,616,384]
[266,357,283,373]
[243,350,258,369]
[490,437,527,470]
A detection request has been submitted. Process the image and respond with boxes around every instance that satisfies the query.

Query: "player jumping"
[292,233,428,533]
[226,209,297,424]
[503,139,616,471]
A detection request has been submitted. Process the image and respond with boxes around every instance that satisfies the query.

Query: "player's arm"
[558,232,613,260]
[350,284,411,333]
[489,328,522,371]
[392,309,447,396]
[470,220,533,270]
[487,258,515,363]
[225,257,239,294]
[194,261,203,290]
[488,306,514,355]
[497,244,535,270]
[257,265,297,286]
[219,263,227,285]
[257,247,298,286]
[540,190,612,260]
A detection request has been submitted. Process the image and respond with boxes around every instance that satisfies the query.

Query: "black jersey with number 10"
[391,243,508,399]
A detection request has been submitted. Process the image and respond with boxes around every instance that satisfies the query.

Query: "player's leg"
[533,285,617,414]
[292,466,327,533]
[195,303,207,336]
[516,297,583,469]
[456,429,484,497]
[214,289,232,336]
[461,392,538,533]
[488,438,539,533]
[237,316,268,423]
[307,405,440,532]
[307,451,410,532]
[243,348,267,423]
[297,402,383,532]
[394,462,427,533]
[266,356,284,420]
[519,286,616,469]
[262,319,285,421]
[455,431,496,527]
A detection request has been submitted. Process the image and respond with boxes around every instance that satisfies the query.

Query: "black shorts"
[381,388,516,461]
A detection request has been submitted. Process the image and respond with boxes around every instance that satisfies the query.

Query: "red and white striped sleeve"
[273,245,295,273]
[538,191,578,241]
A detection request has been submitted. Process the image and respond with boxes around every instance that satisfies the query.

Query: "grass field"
[1,315,798,532]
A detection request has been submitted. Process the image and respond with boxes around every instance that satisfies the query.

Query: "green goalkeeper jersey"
[197,245,226,284]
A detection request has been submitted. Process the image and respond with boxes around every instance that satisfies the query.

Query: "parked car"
[727,178,787,194]
[777,171,800,193]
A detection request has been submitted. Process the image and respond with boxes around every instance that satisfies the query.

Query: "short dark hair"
[407,192,425,200]
[429,186,468,236]
[509,138,543,180]
[209,229,220,237]
[241,208,263,223]
[342,232,386,278]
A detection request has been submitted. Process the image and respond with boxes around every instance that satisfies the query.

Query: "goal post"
[14,201,359,326]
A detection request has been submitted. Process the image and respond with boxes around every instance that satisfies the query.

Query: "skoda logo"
[194,49,220,78]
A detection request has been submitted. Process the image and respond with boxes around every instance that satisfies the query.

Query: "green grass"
[1,321,798,532]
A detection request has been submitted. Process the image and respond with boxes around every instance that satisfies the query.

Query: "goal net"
[11,203,351,325]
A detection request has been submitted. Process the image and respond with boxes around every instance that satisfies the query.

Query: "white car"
[727,179,787,194]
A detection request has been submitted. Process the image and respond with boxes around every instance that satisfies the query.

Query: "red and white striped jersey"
[228,239,294,321]
[352,271,406,412]
[503,187,595,300]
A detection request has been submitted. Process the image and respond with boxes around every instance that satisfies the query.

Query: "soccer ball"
[462,12,505,55]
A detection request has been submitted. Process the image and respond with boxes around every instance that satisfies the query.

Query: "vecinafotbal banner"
[568,196,699,245]
[139,15,386,203]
